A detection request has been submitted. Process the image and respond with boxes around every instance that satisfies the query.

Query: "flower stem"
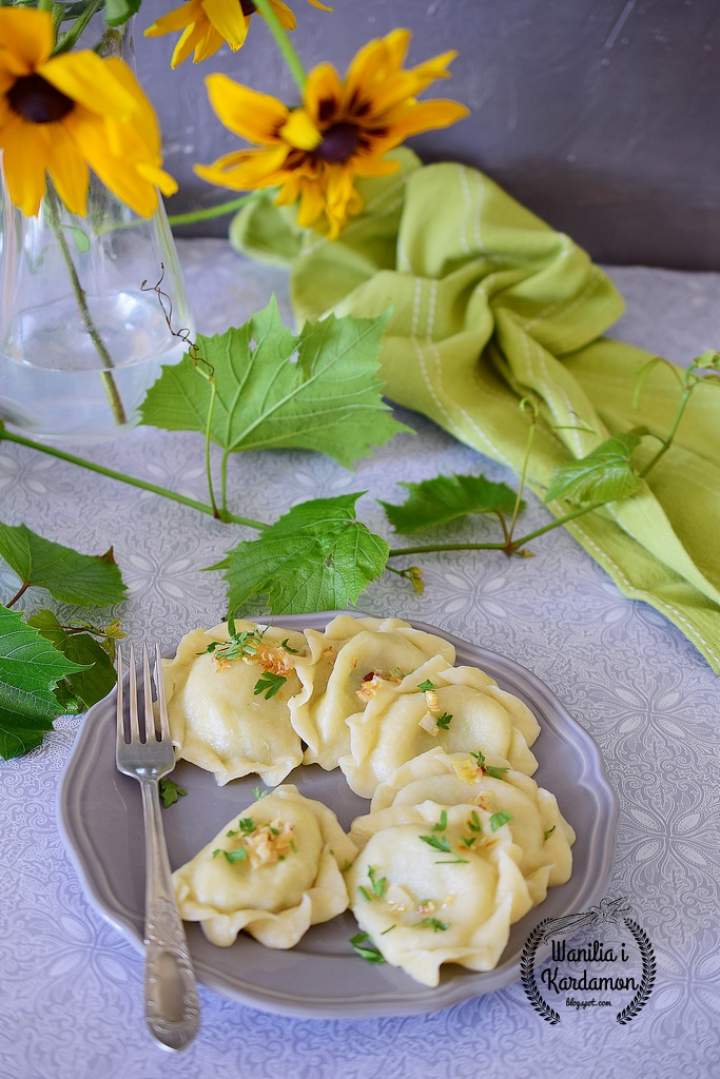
[637,381,694,478]
[45,188,127,426]
[205,381,220,518]
[253,0,307,92]
[52,0,102,55]
[388,541,507,557]
[0,427,268,531]
[167,194,261,228]
[6,582,29,609]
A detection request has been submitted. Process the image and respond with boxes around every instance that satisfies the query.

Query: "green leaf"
[159,777,187,809]
[27,609,117,711]
[489,810,512,832]
[419,833,451,853]
[140,299,407,468]
[214,493,389,615]
[253,672,287,699]
[544,432,645,505]
[350,931,386,964]
[0,523,126,606]
[0,604,87,759]
[104,0,141,27]
[380,473,519,534]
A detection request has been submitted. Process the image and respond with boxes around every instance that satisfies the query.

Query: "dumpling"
[339,661,540,798]
[174,785,357,948]
[366,747,575,891]
[163,620,308,786]
[345,800,532,986]
[290,615,456,771]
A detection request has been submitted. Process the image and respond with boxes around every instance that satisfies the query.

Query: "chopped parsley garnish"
[436,712,453,730]
[350,932,385,964]
[432,810,448,832]
[490,810,512,832]
[253,786,268,799]
[207,616,266,663]
[417,679,436,691]
[281,638,302,654]
[459,835,477,848]
[467,810,483,833]
[254,672,288,699]
[484,764,510,779]
[380,924,397,935]
[213,847,247,864]
[419,917,449,932]
[238,817,256,834]
[470,749,486,768]
[434,858,470,865]
[419,833,451,853]
[359,865,388,901]
[159,777,187,808]
[543,825,556,841]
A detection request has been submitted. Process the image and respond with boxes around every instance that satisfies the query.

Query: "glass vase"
[0,15,193,443]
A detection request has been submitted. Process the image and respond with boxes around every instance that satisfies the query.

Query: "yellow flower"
[0,8,177,218]
[194,28,469,237]
[146,0,330,70]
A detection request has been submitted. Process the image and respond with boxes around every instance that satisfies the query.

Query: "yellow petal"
[170,22,204,67]
[304,61,343,123]
[136,162,179,197]
[350,156,400,178]
[201,0,249,50]
[382,98,469,142]
[67,110,158,217]
[0,8,53,73]
[409,49,458,91]
[296,178,325,227]
[48,121,89,216]
[345,28,411,103]
[191,22,225,62]
[102,57,162,154]
[204,73,288,143]
[144,0,203,36]
[271,0,298,28]
[306,0,333,10]
[40,51,136,120]
[280,108,321,151]
[194,145,289,190]
[0,116,49,216]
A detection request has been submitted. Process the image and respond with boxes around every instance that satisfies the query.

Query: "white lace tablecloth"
[2,242,719,1079]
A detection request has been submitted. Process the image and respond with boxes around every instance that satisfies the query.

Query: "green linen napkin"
[230,150,720,673]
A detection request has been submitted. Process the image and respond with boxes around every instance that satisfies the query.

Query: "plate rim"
[57,609,619,1019]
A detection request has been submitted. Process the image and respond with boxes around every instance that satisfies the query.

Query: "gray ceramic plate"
[58,611,618,1019]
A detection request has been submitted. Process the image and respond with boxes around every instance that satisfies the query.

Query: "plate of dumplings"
[59,612,618,1018]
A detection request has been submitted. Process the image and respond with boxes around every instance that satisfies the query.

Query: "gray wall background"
[135,0,720,269]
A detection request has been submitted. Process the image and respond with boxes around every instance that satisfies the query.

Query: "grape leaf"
[213,493,389,614]
[0,604,87,759]
[380,473,520,534]
[544,432,645,504]
[139,298,407,467]
[28,609,117,711]
[0,523,126,606]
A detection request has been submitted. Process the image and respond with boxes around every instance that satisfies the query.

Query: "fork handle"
[140,781,200,1051]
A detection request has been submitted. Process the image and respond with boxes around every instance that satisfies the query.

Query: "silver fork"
[116,644,200,1051]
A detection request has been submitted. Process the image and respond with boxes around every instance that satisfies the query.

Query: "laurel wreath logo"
[520,901,656,1027]
[615,918,656,1025]
[520,919,560,1026]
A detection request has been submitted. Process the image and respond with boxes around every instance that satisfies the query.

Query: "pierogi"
[339,661,540,798]
[163,620,307,786]
[368,747,575,887]
[174,785,357,948]
[346,800,533,986]
[290,615,456,770]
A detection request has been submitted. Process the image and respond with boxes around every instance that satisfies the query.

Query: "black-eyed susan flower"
[194,28,469,237]
[145,0,329,70]
[0,7,177,218]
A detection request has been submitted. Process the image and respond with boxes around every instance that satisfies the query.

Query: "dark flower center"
[7,74,74,124]
[315,122,360,164]
[240,0,256,13]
